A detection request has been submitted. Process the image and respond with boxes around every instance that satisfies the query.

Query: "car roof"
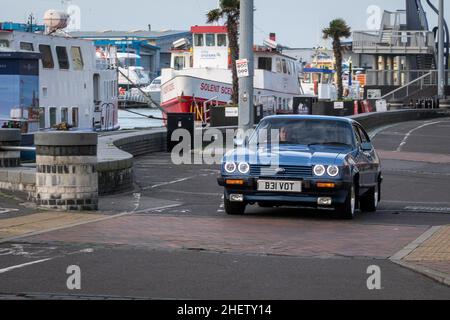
[261,115,355,124]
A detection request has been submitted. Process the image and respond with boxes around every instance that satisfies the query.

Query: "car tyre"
[224,197,246,215]
[337,184,357,220]
[360,183,380,212]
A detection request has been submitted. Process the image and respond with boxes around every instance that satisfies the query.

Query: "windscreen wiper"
[308,142,351,147]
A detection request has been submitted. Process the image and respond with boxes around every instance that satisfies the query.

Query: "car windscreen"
[250,118,355,147]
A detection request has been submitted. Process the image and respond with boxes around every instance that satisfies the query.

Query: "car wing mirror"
[234,136,249,148]
[361,142,373,152]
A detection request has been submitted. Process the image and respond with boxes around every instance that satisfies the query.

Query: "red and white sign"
[236,59,249,78]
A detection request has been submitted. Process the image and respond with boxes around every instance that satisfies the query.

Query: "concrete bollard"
[34,132,99,211]
[0,129,21,168]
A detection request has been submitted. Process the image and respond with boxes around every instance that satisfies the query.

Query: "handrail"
[0,146,36,152]
[381,71,432,100]
[202,96,218,125]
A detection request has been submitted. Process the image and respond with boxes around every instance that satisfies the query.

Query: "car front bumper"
[218,177,352,207]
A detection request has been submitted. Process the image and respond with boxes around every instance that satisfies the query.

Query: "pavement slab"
[0,212,105,242]
[22,214,430,259]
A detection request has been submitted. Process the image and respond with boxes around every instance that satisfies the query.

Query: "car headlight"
[238,162,250,174]
[313,165,326,177]
[327,165,339,177]
[224,162,237,174]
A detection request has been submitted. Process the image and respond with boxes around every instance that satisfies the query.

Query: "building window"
[194,34,204,47]
[61,107,68,123]
[174,56,185,70]
[0,40,9,48]
[49,107,57,127]
[72,107,79,128]
[282,59,287,74]
[217,34,227,47]
[39,45,54,69]
[205,34,215,46]
[258,57,272,71]
[70,46,84,70]
[20,42,34,51]
[56,46,70,69]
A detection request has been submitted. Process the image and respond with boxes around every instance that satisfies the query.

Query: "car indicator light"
[317,182,336,188]
[226,179,245,185]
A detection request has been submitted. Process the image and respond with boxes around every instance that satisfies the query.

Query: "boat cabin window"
[302,73,310,83]
[49,107,57,127]
[39,108,45,129]
[282,59,287,74]
[258,57,272,72]
[72,107,79,128]
[174,56,185,70]
[205,34,215,47]
[61,108,68,123]
[0,40,9,48]
[194,34,204,47]
[20,42,34,51]
[70,46,84,70]
[39,45,54,69]
[217,34,227,47]
[56,46,70,70]
[276,58,282,73]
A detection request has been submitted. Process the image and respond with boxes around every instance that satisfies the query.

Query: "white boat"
[0,13,119,134]
[130,76,162,105]
[160,26,303,121]
[116,52,151,88]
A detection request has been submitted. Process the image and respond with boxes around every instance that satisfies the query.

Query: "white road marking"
[143,176,197,190]
[0,247,95,275]
[396,121,447,152]
[0,208,19,215]
[0,258,53,274]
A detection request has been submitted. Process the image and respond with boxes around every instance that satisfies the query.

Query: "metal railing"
[366,69,439,86]
[380,70,449,102]
[352,30,435,54]
[0,146,36,152]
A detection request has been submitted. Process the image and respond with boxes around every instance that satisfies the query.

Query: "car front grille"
[250,165,313,178]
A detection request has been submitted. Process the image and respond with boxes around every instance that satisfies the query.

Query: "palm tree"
[207,0,240,105]
[322,19,351,100]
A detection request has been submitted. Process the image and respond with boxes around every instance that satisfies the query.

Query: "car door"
[356,125,380,187]
[352,124,371,188]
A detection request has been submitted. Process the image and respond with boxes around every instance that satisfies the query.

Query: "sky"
[1,0,449,48]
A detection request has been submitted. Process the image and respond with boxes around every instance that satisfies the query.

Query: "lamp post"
[438,0,445,98]
[238,0,254,131]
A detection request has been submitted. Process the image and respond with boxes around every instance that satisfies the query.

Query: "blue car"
[218,115,382,219]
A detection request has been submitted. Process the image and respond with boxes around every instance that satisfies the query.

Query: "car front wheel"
[337,184,357,220]
[224,196,246,215]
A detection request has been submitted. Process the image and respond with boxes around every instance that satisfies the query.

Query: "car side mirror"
[361,142,373,152]
[234,137,248,147]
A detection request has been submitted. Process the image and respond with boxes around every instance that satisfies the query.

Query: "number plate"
[257,180,302,193]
